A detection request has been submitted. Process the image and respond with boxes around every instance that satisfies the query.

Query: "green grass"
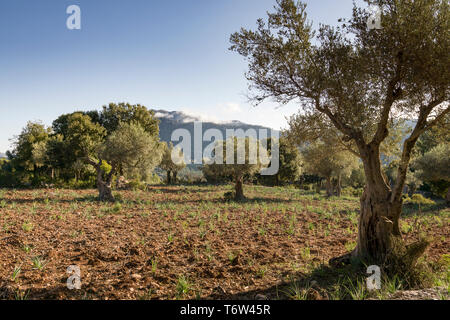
[32,256,47,271]
[175,275,192,299]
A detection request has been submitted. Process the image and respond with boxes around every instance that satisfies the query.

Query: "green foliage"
[203,137,268,199]
[175,275,192,299]
[257,137,302,186]
[8,121,51,185]
[99,103,159,136]
[127,179,148,191]
[413,143,450,198]
[159,142,186,184]
[405,194,436,206]
[176,166,204,184]
[230,0,448,267]
[415,115,450,156]
[0,158,21,187]
[202,162,231,184]
[303,142,358,180]
[302,140,359,196]
[66,112,107,159]
[1,104,162,189]
[345,166,366,189]
[101,121,163,182]
[100,160,112,175]
[341,187,364,198]
[146,173,162,185]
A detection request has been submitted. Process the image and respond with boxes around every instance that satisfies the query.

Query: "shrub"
[127,179,147,191]
[405,194,436,205]
[341,187,363,198]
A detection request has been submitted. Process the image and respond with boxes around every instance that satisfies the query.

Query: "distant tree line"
[0,103,184,201]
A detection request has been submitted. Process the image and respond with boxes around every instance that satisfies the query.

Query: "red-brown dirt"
[0,186,448,300]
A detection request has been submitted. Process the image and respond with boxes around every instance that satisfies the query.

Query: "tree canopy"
[231,0,449,266]
[203,137,267,200]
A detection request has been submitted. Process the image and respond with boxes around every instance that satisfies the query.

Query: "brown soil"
[0,186,448,300]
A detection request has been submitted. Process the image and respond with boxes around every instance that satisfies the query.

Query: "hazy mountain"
[152,109,279,162]
[0,153,6,159]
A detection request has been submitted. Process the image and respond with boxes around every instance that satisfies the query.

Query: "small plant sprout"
[32,256,47,271]
[12,264,22,281]
[176,275,191,299]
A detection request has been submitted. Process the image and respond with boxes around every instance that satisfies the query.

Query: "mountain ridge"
[153,109,279,141]
[152,109,280,162]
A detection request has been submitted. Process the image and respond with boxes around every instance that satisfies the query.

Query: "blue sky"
[0,0,365,152]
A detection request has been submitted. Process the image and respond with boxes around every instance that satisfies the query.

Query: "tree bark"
[98,178,114,202]
[325,177,333,197]
[173,171,178,184]
[352,145,401,262]
[235,176,245,201]
[336,174,342,197]
[324,84,444,269]
[167,171,172,184]
[355,186,397,261]
[89,158,115,202]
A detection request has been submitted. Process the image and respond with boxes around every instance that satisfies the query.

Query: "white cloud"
[180,108,221,123]
[221,102,242,114]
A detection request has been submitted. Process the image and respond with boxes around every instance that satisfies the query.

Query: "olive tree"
[92,122,163,201]
[160,142,186,184]
[258,137,302,186]
[413,143,450,203]
[302,141,359,197]
[205,137,267,200]
[10,121,51,183]
[66,113,162,201]
[230,0,449,266]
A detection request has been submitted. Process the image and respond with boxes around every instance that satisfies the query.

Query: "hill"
[153,109,279,162]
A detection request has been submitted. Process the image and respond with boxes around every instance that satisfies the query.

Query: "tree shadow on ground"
[148,186,216,194]
[0,282,85,300]
[204,263,370,300]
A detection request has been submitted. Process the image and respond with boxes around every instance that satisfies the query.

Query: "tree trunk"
[325,177,333,197]
[353,145,401,262]
[98,179,114,202]
[355,185,397,261]
[173,171,178,184]
[336,174,342,197]
[337,145,427,268]
[167,171,172,184]
[235,176,245,201]
[94,163,115,202]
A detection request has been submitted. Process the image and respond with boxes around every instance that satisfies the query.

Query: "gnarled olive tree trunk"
[354,145,398,262]
[234,176,245,201]
[98,177,114,202]
[87,158,116,202]
[332,143,428,267]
